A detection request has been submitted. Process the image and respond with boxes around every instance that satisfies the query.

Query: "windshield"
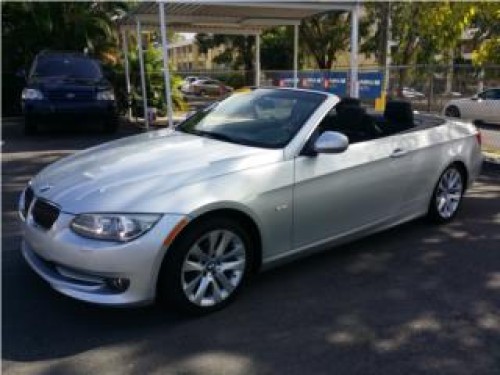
[31,56,103,80]
[178,89,326,148]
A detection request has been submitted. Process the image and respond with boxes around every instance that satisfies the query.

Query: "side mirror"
[313,131,349,154]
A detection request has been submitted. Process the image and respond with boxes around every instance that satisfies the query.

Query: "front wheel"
[158,217,253,314]
[427,165,465,223]
[445,106,460,118]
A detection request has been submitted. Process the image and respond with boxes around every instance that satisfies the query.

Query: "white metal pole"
[136,19,149,130]
[384,2,392,96]
[255,33,261,87]
[293,24,299,88]
[121,28,132,121]
[159,1,174,128]
[350,3,360,98]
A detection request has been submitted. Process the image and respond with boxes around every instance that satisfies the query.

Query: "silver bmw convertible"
[19,88,483,313]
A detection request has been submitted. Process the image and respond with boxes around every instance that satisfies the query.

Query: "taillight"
[476,130,482,146]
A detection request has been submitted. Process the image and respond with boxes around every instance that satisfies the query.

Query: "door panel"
[293,136,413,249]
[394,130,442,214]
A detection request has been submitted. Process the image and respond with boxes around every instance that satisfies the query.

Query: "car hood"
[31,129,283,213]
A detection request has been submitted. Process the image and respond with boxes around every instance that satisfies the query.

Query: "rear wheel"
[158,216,253,314]
[427,165,465,223]
[445,106,460,118]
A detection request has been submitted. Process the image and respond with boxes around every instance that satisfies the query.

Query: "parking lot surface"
[2,119,500,375]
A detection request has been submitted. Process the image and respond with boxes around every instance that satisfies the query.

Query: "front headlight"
[22,88,44,100]
[71,213,161,242]
[96,89,115,101]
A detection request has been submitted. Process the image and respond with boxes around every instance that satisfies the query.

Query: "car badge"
[66,92,75,99]
[39,184,53,193]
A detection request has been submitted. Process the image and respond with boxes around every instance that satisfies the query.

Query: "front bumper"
[20,210,187,306]
[23,100,116,124]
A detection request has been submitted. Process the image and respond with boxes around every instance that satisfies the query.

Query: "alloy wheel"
[181,229,246,307]
[435,167,463,219]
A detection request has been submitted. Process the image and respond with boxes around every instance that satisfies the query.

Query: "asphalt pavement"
[2,119,500,375]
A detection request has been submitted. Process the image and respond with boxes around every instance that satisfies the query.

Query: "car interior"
[318,98,418,144]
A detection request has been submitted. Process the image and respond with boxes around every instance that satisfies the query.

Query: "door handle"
[390,148,408,158]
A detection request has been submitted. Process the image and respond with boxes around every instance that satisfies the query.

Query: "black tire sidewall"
[445,106,460,118]
[427,165,465,223]
[158,216,254,315]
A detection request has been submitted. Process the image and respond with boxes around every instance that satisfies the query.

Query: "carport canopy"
[120,1,361,129]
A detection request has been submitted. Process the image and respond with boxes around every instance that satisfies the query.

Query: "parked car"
[21,51,118,134]
[444,88,500,125]
[401,86,426,99]
[20,88,482,314]
[179,76,208,94]
[191,79,233,96]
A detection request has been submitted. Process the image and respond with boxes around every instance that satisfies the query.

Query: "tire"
[445,106,460,118]
[427,164,465,223]
[103,118,119,134]
[158,216,254,315]
[24,117,37,135]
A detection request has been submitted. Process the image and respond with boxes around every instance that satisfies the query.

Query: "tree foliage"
[196,34,254,71]
[470,3,500,65]
[2,1,128,71]
[362,1,498,66]
[300,11,352,70]
[122,37,186,113]
[361,1,491,91]
[261,27,295,70]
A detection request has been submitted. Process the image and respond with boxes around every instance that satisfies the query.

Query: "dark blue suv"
[22,51,118,134]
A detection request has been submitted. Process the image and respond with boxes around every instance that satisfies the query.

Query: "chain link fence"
[168,65,500,152]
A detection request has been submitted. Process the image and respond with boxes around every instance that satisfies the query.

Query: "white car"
[402,87,426,99]
[444,88,500,125]
[191,79,233,97]
[180,76,209,94]
[19,89,483,314]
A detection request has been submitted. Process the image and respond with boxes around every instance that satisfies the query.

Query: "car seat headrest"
[337,97,361,114]
[384,100,414,127]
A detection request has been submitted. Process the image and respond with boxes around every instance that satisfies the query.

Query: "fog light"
[106,278,130,292]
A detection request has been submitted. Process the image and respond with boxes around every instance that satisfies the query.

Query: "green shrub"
[215,73,246,89]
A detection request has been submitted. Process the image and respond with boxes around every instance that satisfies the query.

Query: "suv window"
[31,55,103,80]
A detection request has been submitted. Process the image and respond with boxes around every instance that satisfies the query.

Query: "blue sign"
[323,72,348,96]
[358,71,383,99]
[275,71,383,99]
